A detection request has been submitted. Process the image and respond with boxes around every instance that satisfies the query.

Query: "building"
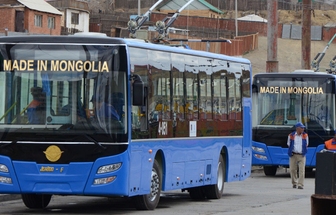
[0,0,62,35]
[157,0,224,19]
[47,0,90,35]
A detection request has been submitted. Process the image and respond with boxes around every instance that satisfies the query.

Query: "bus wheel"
[21,194,52,209]
[204,155,225,199]
[263,166,277,176]
[189,187,206,200]
[134,160,161,210]
[305,167,314,173]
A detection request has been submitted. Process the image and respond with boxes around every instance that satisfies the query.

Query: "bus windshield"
[253,77,335,131]
[0,43,128,142]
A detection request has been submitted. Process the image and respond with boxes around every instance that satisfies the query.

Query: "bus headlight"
[0,164,9,173]
[0,176,12,184]
[97,163,122,174]
[252,146,265,153]
[254,154,268,160]
[93,176,116,185]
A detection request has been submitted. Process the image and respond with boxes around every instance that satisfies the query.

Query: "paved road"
[0,168,316,214]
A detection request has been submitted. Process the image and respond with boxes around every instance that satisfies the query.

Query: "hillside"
[243,36,336,75]
[224,10,336,26]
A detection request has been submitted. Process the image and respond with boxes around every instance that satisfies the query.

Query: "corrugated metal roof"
[237,14,267,23]
[324,21,336,27]
[198,0,223,14]
[159,0,223,14]
[17,0,62,15]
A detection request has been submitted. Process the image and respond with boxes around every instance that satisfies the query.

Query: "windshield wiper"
[0,140,17,149]
[82,133,106,150]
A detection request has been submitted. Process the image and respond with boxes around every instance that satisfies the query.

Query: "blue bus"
[0,33,252,210]
[252,71,334,176]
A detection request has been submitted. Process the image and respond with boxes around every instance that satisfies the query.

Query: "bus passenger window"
[172,54,185,120]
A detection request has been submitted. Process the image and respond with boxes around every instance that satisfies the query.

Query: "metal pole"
[217,0,219,38]
[302,0,311,69]
[235,0,238,37]
[138,0,140,16]
[266,0,279,73]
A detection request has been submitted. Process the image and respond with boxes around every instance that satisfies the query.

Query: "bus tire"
[189,187,206,200]
[21,194,52,209]
[305,167,314,173]
[263,166,277,176]
[134,160,161,210]
[204,155,225,199]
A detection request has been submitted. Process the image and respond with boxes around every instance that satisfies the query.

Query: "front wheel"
[21,194,52,209]
[263,166,277,176]
[204,155,225,199]
[134,160,161,210]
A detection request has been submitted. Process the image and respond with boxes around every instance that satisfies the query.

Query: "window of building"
[34,14,42,27]
[48,17,55,29]
[71,13,79,25]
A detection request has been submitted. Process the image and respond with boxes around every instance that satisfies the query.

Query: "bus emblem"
[43,145,64,162]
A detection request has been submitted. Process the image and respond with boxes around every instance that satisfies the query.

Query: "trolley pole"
[266,0,278,73]
[301,0,311,69]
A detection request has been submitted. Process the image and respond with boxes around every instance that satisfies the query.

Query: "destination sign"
[3,60,109,72]
[259,86,323,94]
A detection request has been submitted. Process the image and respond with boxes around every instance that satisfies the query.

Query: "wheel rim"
[217,161,224,191]
[148,168,160,202]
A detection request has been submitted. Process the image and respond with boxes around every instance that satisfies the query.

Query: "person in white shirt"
[287,122,309,189]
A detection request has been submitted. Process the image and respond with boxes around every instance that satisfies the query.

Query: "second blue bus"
[252,70,334,175]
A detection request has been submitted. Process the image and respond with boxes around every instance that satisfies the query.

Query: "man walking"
[287,122,308,189]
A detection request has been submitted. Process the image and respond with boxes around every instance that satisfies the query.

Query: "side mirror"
[132,74,145,106]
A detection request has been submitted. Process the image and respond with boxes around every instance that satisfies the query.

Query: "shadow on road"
[252,168,316,179]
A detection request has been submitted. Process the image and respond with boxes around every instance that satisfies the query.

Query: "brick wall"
[159,9,222,18]
[25,9,61,35]
[0,8,16,32]
[0,7,61,35]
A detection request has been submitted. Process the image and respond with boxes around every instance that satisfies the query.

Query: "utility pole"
[302,0,311,69]
[266,0,278,73]
[235,0,238,37]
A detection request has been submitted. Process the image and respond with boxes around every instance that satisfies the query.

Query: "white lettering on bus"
[158,121,168,136]
[259,86,323,94]
[3,60,110,73]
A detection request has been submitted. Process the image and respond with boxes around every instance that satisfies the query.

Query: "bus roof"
[0,35,126,45]
[0,35,251,65]
[253,71,336,79]
[123,38,251,64]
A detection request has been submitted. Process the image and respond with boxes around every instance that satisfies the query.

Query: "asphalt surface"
[0,166,280,203]
[0,194,21,202]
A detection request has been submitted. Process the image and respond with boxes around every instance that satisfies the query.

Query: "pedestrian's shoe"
[292,185,297,188]
[298,186,303,189]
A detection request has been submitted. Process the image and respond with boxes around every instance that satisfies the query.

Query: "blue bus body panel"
[0,156,20,193]
[84,151,129,196]
[252,141,325,167]
[307,144,325,166]
[13,161,92,194]
[0,138,251,196]
[129,137,251,196]
[0,151,130,196]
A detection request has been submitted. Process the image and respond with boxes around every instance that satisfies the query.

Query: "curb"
[0,194,21,202]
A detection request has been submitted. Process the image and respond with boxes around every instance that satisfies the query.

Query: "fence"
[110,23,258,56]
